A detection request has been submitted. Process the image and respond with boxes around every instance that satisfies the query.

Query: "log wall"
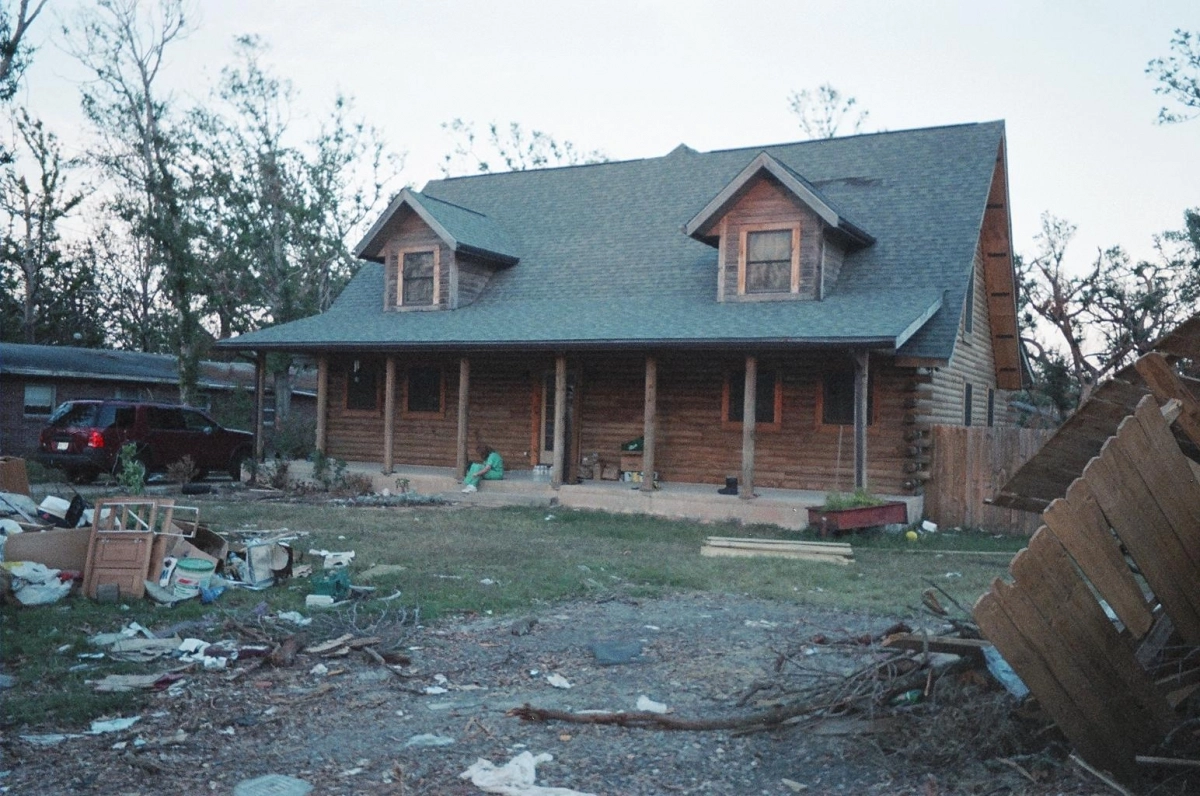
[319,349,921,495]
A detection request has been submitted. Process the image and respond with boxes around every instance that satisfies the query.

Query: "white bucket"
[172,557,215,598]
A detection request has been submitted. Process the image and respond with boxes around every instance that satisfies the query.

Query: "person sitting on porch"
[462,445,504,493]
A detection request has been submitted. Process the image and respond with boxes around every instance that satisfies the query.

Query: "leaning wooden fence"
[924,425,1052,534]
[974,396,1200,778]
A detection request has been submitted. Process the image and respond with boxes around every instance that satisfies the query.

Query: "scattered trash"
[310,568,351,601]
[636,695,669,714]
[404,733,456,748]
[479,578,496,586]
[88,716,140,734]
[423,685,449,695]
[983,645,1030,698]
[277,611,312,626]
[460,751,595,796]
[233,774,313,796]
[944,572,963,579]
[743,620,779,629]
[309,663,329,676]
[19,734,80,746]
[308,549,355,569]
[921,520,938,533]
[3,561,71,605]
[781,778,809,792]
[305,595,335,608]
[546,673,572,689]
[590,641,643,666]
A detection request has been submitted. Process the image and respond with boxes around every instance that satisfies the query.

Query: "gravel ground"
[3,594,1105,795]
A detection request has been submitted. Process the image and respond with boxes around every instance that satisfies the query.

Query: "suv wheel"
[68,468,98,485]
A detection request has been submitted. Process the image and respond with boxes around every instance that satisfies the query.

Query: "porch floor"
[286,461,922,531]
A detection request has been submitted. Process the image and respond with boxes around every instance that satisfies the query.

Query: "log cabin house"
[216,121,1026,506]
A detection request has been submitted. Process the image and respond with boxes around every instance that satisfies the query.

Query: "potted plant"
[808,489,908,537]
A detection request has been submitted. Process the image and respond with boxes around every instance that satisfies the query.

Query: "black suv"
[36,400,254,484]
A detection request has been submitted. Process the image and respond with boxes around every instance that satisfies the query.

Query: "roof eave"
[684,152,848,239]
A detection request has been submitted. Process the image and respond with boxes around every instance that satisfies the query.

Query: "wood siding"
[382,212,453,311]
[455,254,494,308]
[324,350,914,494]
[822,238,846,296]
[716,176,824,302]
[922,247,1017,428]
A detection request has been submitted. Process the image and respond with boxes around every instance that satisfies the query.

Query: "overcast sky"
[20,0,1199,267]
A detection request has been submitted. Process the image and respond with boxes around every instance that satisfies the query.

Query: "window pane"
[745,230,792,294]
[23,385,54,415]
[748,230,792,261]
[403,251,435,306]
[746,262,791,293]
[823,371,873,426]
[407,367,442,413]
[727,370,777,424]
[346,365,378,411]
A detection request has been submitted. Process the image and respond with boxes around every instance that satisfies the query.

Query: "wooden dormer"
[685,152,873,303]
[353,188,519,311]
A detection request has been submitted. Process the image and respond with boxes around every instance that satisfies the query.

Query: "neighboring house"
[216,122,1026,497]
[0,343,316,457]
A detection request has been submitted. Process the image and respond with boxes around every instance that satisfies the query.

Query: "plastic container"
[172,557,216,598]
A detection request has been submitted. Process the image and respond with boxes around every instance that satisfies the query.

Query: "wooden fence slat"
[1013,531,1176,736]
[1043,487,1153,638]
[1129,398,1200,563]
[981,582,1135,772]
[929,426,1052,534]
[973,589,1113,767]
[1084,443,1200,644]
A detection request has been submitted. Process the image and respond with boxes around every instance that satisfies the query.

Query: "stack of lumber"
[700,536,853,565]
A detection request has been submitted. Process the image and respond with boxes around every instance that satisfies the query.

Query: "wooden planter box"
[808,501,908,536]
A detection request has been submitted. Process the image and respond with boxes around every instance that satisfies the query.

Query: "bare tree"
[787,83,869,140]
[440,118,607,176]
[1019,212,1198,405]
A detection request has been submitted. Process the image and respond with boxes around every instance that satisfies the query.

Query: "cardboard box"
[0,457,30,496]
[4,526,91,570]
[165,525,228,569]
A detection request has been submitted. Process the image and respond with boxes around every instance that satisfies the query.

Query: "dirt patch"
[4,594,1102,794]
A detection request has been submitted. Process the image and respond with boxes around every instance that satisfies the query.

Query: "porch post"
[641,355,657,493]
[456,357,470,478]
[315,355,328,454]
[741,354,756,500]
[254,351,266,462]
[551,353,567,488]
[383,355,396,474]
[854,350,869,491]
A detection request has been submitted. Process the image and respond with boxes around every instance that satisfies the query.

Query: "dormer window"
[400,248,438,307]
[742,225,800,294]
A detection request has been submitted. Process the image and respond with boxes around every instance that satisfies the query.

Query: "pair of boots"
[717,477,738,495]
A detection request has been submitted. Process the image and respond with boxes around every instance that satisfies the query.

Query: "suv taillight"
[87,431,105,449]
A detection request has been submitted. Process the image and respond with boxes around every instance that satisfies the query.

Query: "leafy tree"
[189,36,400,420]
[1147,29,1200,124]
[440,118,607,176]
[787,83,869,140]
[67,0,204,401]
[0,108,84,343]
[0,1,48,103]
[83,221,172,351]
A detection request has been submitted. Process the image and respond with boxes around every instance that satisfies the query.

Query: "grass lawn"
[2,500,1025,729]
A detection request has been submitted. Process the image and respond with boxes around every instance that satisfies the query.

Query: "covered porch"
[283,460,923,531]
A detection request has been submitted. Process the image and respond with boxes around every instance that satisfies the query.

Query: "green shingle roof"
[355,188,520,265]
[223,121,1005,359]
